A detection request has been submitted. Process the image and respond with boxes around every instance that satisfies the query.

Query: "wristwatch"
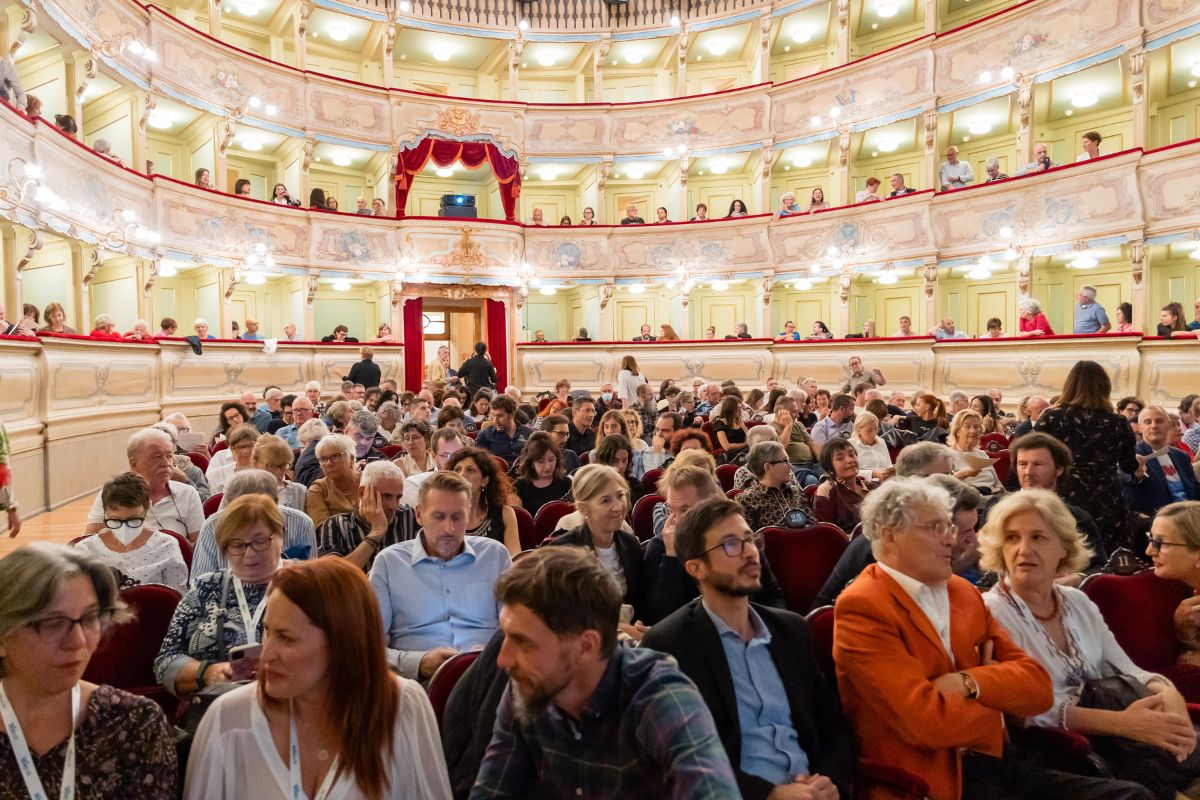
[195,660,210,690]
[960,671,979,699]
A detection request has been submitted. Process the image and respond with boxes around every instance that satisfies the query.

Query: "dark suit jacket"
[632,334,657,341]
[1130,441,1200,515]
[442,630,507,799]
[642,600,855,799]
[546,525,648,619]
[294,441,323,486]
[642,536,786,623]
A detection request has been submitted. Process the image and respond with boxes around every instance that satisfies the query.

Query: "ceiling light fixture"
[626,167,644,180]
[236,0,258,15]
[539,286,557,296]
[432,46,453,62]
[147,112,173,130]
[712,280,729,291]
[329,25,349,42]
[435,167,454,178]
[967,263,992,280]
[810,115,822,126]
[158,262,178,278]
[878,271,899,285]
[793,155,813,168]
[876,136,899,152]
[625,48,644,64]
[709,161,728,174]
[795,278,812,290]
[978,70,992,83]
[536,52,556,67]
[629,283,646,294]
[1188,243,1200,260]
[538,167,557,181]
[1071,90,1099,108]
[998,226,1013,239]
[241,136,263,151]
[791,26,813,43]
[1191,62,1200,77]
[518,18,530,30]
[332,279,351,291]
[245,272,266,285]
[967,119,992,135]
[670,14,681,26]
[1070,253,1098,269]
[332,153,352,167]
[707,41,728,57]
[265,103,277,115]
[1000,66,1015,80]
[877,1,899,17]
[399,0,411,10]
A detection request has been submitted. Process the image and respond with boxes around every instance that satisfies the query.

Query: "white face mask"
[110,519,146,546]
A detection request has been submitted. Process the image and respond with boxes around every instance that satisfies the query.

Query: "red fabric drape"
[395,139,521,221]
[403,298,424,392]
[485,299,508,392]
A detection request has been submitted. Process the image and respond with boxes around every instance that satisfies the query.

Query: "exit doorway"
[423,303,482,370]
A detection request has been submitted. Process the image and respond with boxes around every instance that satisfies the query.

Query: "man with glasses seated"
[643,497,854,799]
[188,470,316,583]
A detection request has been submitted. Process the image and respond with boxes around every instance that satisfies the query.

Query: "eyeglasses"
[317,453,346,464]
[911,520,958,537]
[1146,535,1197,553]
[226,534,277,556]
[103,517,145,529]
[25,609,113,644]
[700,534,762,559]
[766,459,790,467]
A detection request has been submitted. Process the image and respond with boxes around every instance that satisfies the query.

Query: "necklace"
[1030,591,1060,622]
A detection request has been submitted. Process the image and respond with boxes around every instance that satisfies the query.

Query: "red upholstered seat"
[428,651,481,729]
[640,468,664,495]
[715,464,738,493]
[491,455,510,473]
[631,494,664,542]
[187,451,209,472]
[533,501,575,545]
[980,433,1009,453]
[726,488,743,500]
[209,440,228,456]
[805,605,837,681]
[160,530,194,571]
[1082,569,1200,701]
[760,524,849,615]
[83,584,181,713]
[202,493,223,519]
[381,444,405,459]
[513,505,538,551]
[804,483,819,499]
[991,450,1011,484]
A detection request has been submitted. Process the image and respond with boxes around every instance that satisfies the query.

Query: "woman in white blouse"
[616,354,649,406]
[980,491,1195,781]
[77,473,188,591]
[185,557,451,799]
[252,436,307,513]
[207,425,260,495]
[850,411,893,482]
[947,409,1004,494]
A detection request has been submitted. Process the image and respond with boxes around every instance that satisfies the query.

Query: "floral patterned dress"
[1034,405,1137,553]
[0,684,177,798]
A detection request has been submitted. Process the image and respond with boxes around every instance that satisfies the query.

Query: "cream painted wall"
[14,49,68,118]
[692,286,753,337]
[849,276,925,334]
[312,286,383,341]
[1034,105,1134,165]
[82,92,135,168]
[772,285,838,335]
[1031,261,1133,334]
[850,148,927,195]
[20,242,74,328]
[687,174,754,218]
[1149,256,1200,317]
[771,163,838,210]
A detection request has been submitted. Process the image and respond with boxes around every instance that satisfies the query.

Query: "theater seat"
[991,450,1011,484]
[631,494,663,542]
[381,444,405,459]
[1082,569,1200,702]
[533,501,575,544]
[715,464,738,493]
[760,525,849,614]
[513,506,538,551]
[491,455,510,473]
[187,451,209,472]
[202,493,223,519]
[640,468,664,495]
[209,440,228,457]
[804,606,932,799]
[429,651,481,729]
[980,433,1009,453]
[726,489,743,500]
[160,530,194,571]
[83,584,181,714]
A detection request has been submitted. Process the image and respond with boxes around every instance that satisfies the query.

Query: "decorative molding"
[306,273,319,305]
[15,228,43,272]
[433,106,483,138]
[1130,239,1145,285]
[429,226,493,271]
[138,92,156,133]
[10,7,37,59]
[74,51,98,104]
[143,258,158,297]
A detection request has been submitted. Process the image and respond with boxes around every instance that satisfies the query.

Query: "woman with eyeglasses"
[0,544,178,796]
[154,494,286,697]
[207,424,260,495]
[75,473,188,591]
[1146,502,1200,667]
[305,434,360,529]
[982,491,1199,796]
[251,436,306,513]
[735,441,811,532]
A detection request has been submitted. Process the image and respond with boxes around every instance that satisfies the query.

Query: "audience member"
[851,411,893,481]
[727,198,750,217]
[931,316,969,339]
[0,544,178,795]
[206,424,259,494]
[983,157,1008,182]
[806,188,828,211]
[458,342,497,398]
[712,396,749,463]
[777,192,802,217]
[654,206,670,223]
[1017,297,1054,336]
[1073,285,1111,334]
[447,447,521,555]
[1129,405,1200,516]
[893,315,914,336]
[691,203,708,221]
[293,418,330,486]
[275,395,314,448]
[475,395,529,464]
[580,206,596,224]
[807,321,834,340]
[948,409,1004,494]
[251,434,305,511]
[812,394,855,445]
[736,441,811,531]
[307,433,361,528]
[38,302,75,334]
[893,441,954,477]
[185,557,452,798]
[1159,301,1192,337]
[400,427,465,506]
[888,173,916,197]
[318,460,415,572]
[369,470,511,679]
[813,438,872,531]
[620,203,645,225]
[1018,142,1058,175]
[394,419,435,477]
[939,146,974,189]
[642,496,854,799]
[511,435,572,516]
[1146,502,1200,665]
[854,176,882,203]
[1078,130,1103,162]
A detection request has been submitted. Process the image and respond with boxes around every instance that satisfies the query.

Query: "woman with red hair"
[184,558,451,799]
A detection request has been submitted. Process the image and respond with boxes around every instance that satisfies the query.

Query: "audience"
[76,473,188,591]
[0,544,178,795]
[1129,405,1200,516]
[736,440,811,531]
[939,145,974,190]
[473,546,739,797]
[511,435,571,516]
[446,447,521,555]
[1146,501,1200,665]
[186,557,452,797]
[306,433,361,528]
[1073,285,1111,334]
[206,423,259,494]
[948,409,1004,494]
[368,470,512,679]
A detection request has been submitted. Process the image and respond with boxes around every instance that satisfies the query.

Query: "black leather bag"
[1078,674,1200,799]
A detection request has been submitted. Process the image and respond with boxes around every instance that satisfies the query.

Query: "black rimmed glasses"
[103,517,145,530]
[1146,534,1197,554]
[701,534,762,559]
[226,534,277,557]
[25,609,113,644]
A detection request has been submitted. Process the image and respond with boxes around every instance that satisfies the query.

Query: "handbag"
[1078,674,1200,799]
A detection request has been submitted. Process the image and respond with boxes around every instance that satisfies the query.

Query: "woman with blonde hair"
[983,491,1198,796]
[1146,502,1200,666]
[616,354,648,406]
[252,435,306,511]
[948,409,1003,494]
[207,424,261,495]
[619,408,650,455]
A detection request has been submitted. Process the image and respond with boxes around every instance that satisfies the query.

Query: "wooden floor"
[2,497,94,559]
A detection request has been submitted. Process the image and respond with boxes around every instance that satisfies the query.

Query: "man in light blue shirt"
[369,470,512,679]
[811,395,855,446]
[275,396,315,449]
[1073,285,1111,334]
[931,317,969,340]
[939,146,974,190]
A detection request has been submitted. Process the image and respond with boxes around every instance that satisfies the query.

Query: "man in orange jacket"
[834,477,1155,800]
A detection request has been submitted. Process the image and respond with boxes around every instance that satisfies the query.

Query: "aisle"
[1,497,94,558]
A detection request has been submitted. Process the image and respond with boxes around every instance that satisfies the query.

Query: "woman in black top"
[592,433,645,505]
[906,393,949,440]
[1159,302,1191,338]
[713,395,749,463]
[458,342,498,399]
[511,435,571,516]
[344,345,381,388]
[1034,360,1138,553]
[446,447,520,556]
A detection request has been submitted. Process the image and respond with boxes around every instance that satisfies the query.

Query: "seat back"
[83,584,181,703]
[715,464,738,493]
[428,651,481,729]
[805,605,836,680]
[804,483,819,499]
[159,530,194,571]
[381,444,405,459]
[533,501,575,544]
[1082,569,1192,671]
[761,524,850,614]
[631,494,664,542]
[980,432,1009,453]
[513,505,538,550]
[640,468,665,495]
[726,488,743,500]
[209,440,228,456]
[202,493,224,519]
[187,451,210,472]
[991,450,1011,484]
[491,454,510,473]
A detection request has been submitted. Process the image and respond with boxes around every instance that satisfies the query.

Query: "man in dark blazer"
[1129,405,1200,516]
[642,497,853,800]
[632,324,657,341]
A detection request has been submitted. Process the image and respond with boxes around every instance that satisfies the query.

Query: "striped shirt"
[471,644,738,799]
[317,507,417,572]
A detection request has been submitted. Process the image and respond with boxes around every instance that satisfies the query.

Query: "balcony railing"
[404,0,767,30]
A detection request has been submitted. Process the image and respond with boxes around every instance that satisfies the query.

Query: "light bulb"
[539,286,557,295]
[791,27,812,42]
[536,52,556,67]
[248,96,262,108]
[625,49,644,64]
[707,41,728,57]
[241,137,263,151]
[332,154,352,167]
[877,137,899,152]
[810,115,822,126]
[1003,248,1018,261]
[877,1,898,17]
[968,119,992,135]
[245,272,266,284]
[265,104,277,115]
[399,0,411,10]
[793,155,812,168]
[329,25,349,42]
[998,226,1013,239]
[435,167,453,178]
[432,46,453,62]
[826,246,839,256]
[712,281,729,292]
[670,14,680,25]
[978,70,992,83]
[1190,62,1200,77]
[332,279,351,291]
[626,167,644,180]
[709,161,728,174]
[158,263,178,277]
[1000,66,1015,80]
[254,242,267,253]
[538,167,557,181]
[1070,254,1098,269]
[878,272,898,284]
[1071,91,1098,108]
[236,0,258,15]
[795,279,812,290]
[629,283,645,294]
[829,106,841,118]
[148,112,172,129]
[518,18,529,30]
[967,265,992,280]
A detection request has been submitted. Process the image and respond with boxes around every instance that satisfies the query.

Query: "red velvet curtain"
[484,299,508,392]
[395,139,521,221]
[403,298,424,392]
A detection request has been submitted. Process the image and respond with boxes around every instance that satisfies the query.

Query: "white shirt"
[878,561,953,662]
[851,437,891,478]
[950,447,1004,493]
[76,532,189,592]
[184,680,452,799]
[617,369,649,406]
[87,479,204,537]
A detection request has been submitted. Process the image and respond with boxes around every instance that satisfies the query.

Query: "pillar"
[754,276,773,339]
[754,144,774,215]
[1016,78,1034,167]
[303,273,317,339]
[299,138,314,204]
[596,159,611,224]
[594,37,610,100]
[677,155,689,218]
[381,22,395,88]
[836,126,852,206]
[754,12,771,85]
[597,283,615,340]
[1129,48,1147,149]
[1130,240,1147,331]
[921,257,938,332]
[133,92,151,175]
[208,0,223,40]
[836,0,850,65]
[137,257,157,322]
[923,109,939,193]
[293,0,310,70]
[508,40,521,102]
[924,0,938,35]
[675,29,688,97]
[0,222,21,310]
[70,241,100,329]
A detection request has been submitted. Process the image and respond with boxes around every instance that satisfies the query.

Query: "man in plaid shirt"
[471,547,738,799]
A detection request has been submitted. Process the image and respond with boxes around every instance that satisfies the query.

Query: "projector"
[439,194,477,218]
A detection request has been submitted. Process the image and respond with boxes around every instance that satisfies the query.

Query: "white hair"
[298,419,329,446]
[315,433,355,460]
[1079,285,1097,302]
[361,460,406,487]
[304,380,322,392]
[126,427,172,460]
[194,318,208,328]
[985,157,1000,170]
[163,412,190,429]
[860,477,954,557]
[1018,296,1042,315]
[265,388,284,400]
[94,313,114,327]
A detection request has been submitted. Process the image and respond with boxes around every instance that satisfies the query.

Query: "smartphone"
[619,604,634,625]
[229,643,262,681]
